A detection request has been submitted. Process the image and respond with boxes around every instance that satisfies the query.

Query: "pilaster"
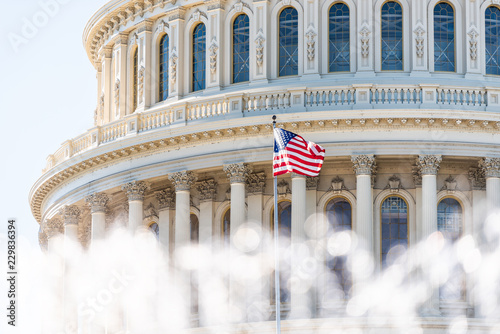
[252,0,269,82]
[99,47,113,123]
[136,20,154,111]
[168,8,186,99]
[206,0,225,89]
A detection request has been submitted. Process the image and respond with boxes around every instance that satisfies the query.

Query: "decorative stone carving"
[129,33,138,46]
[416,155,442,175]
[155,188,175,210]
[155,20,168,34]
[60,205,81,226]
[246,172,266,194]
[468,167,486,190]
[277,179,291,196]
[144,202,158,218]
[255,30,265,67]
[232,1,251,13]
[479,157,500,178]
[85,193,109,213]
[306,176,319,190]
[39,230,48,251]
[351,155,376,175]
[196,179,218,201]
[468,27,479,61]
[191,9,207,22]
[170,48,178,85]
[138,66,145,104]
[44,218,63,238]
[79,217,92,248]
[414,26,425,58]
[442,175,457,192]
[385,175,402,192]
[122,181,150,201]
[305,25,316,61]
[359,26,371,58]
[225,187,231,201]
[223,163,252,183]
[330,176,345,194]
[412,166,422,186]
[209,38,218,75]
[168,171,197,191]
[114,79,120,109]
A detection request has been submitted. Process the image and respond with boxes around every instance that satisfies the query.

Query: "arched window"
[233,14,250,83]
[381,1,403,71]
[149,222,159,240]
[325,197,352,299]
[278,7,299,77]
[381,196,408,269]
[190,213,199,314]
[485,6,500,75]
[434,2,455,72]
[438,198,464,300]
[222,208,230,246]
[271,200,292,304]
[132,48,138,111]
[159,34,169,101]
[329,3,350,72]
[192,23,206,92]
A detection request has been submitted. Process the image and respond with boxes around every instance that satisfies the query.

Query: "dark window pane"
[279,7,299,76]
[192,23,206,92]
[329,3,350,72]
[159,34,169,101]
[233,14,250,83]
[381,1,403,70]
[434,3,455,72]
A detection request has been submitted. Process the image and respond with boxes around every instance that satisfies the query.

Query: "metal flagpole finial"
[272,115,277,125]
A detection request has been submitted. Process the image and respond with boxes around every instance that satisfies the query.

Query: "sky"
[0,1,109,332]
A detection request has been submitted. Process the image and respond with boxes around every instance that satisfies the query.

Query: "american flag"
[273,128,325,177]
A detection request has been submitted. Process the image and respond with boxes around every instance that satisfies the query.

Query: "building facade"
[30,0,500,332]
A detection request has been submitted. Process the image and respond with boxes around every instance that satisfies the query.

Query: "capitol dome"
[30,0,500,332]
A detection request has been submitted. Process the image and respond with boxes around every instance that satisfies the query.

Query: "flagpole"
[272,115,281,334]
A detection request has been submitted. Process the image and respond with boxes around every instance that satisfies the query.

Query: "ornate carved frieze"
[209,38,218,75]
[468,167,486,190]
[359,25,371,58]
[306,176,319,190]
[85,193,110,213]
[351,155,376,175]
[246,172,266,194]
[60,205,81,226]
[480,157,500,178]
[224,163,252,183]
[305,25,316,61]
[206,0,226,11]
[155,188,175,210]
[122,181,150,201]
[414,26,425,58]
[169,171,197,191]
[416,155,442,175]
[196,179,218,201]
[255,29,265,67]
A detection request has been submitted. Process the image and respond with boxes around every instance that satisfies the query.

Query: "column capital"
[246,172,266,194]
[306,176,319,190]
[196,179,218,202]
[351,154,376,175]
[155,188,175,210]
[85,193,110,213]
[169,171,197,191]
[416,155,442,175]
[59,206,81,226]
[122,181,150,201]
[43,218,63,238]
[480,157,500,178]
[223,163,252,183]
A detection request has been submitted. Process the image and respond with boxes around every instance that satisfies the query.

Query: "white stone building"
[30,0,500,332]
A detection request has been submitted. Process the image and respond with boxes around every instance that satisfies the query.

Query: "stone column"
[122,181,150,233]
[155,188,175,253]
[246,172,266,322]
[99,47,113,124]
[167,8,186,99]
[136,20,153,111]
[195,179,217,326]
[480,158,500,214]
[305,176,318,316]
[60,206,81,333]
[417,154,442,316]
[223,162,252,322]
[114,33,128,119]
[290,173,308,318]
[206,0,224,89]
[168,171,197,321]
[351,155,376,294]
[85,193,109,242]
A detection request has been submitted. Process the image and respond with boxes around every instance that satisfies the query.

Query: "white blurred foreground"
[35,211,500,334]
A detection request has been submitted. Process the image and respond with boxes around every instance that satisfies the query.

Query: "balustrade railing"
[43,84,497,171]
